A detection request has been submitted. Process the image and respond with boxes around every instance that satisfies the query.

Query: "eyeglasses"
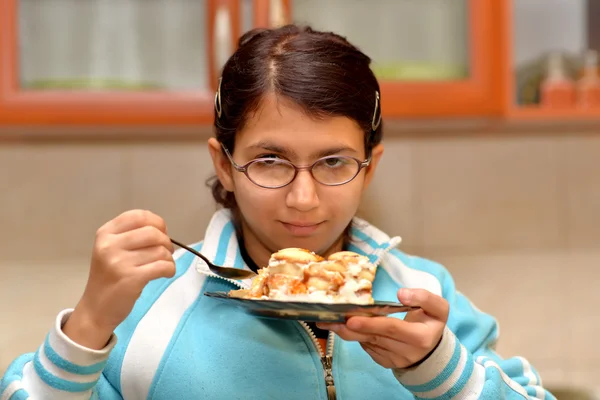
[221,145,371,189]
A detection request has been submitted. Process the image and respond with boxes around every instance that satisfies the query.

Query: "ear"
[362,143,384,190]
[207,137,235,192]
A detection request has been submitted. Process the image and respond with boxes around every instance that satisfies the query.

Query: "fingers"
[318,317,426,346]
[139,260,177,282]
[360,343,394,369]
[319,317,443,369]
[129,245,174,267]
[118,226,174,253]
[100,210,168,235]
[315,289,450,370]
[397,288,449,321]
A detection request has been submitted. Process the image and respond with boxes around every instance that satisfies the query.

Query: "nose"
[285,170,320,212]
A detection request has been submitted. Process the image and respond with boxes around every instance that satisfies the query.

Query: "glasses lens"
[312,156,360,185]
[247,159,296,188]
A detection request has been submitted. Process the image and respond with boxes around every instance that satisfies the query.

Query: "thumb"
[397,288,449,322]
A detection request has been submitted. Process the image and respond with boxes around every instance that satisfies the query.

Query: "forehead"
[236,95,364,151]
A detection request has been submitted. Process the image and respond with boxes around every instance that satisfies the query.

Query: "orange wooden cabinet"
[256,0,502,119]
[0,0,241,126]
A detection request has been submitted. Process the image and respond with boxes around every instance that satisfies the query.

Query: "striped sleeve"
[391,259,556,399]
[0,309,120,400]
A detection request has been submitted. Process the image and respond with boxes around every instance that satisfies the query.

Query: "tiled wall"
[1,130,598,393]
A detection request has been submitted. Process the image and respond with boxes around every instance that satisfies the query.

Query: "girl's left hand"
[317,288,449,369]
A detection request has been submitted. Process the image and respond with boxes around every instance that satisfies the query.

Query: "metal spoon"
[170,238,257,280]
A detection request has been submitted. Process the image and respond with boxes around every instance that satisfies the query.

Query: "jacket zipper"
[298,321,337,400]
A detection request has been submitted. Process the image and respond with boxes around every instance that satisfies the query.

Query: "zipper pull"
[322,355,336,400]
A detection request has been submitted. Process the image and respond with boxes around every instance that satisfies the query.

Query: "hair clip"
[371,91,382,131]
[214,77,223,119]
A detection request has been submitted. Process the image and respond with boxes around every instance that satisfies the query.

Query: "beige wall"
[1,130,598,393]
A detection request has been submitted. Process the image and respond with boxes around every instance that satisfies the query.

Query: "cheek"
[328,182,364,209]
[322,184,365,229]
[232,177,281,217]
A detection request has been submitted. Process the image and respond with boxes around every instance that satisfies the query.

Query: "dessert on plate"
[229,248,377,304]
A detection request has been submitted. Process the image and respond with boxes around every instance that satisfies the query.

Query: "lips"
[280,221,324,236]
[284,221,322,227]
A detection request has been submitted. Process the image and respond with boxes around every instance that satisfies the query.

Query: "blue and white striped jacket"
[1,209,555,399]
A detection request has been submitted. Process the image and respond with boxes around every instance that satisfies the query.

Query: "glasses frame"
[221,144,371,189]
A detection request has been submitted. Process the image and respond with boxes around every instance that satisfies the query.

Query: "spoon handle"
[170,238,213,267]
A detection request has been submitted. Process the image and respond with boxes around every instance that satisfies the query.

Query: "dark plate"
[204,291,419,322]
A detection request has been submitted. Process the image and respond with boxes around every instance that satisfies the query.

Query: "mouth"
[280,221,324,236]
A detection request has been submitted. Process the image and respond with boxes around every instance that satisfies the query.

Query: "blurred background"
[0,0,599,398]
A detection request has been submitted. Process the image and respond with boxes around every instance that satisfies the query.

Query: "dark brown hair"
[208,24,383,213]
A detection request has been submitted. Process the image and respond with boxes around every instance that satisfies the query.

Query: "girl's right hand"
[63,210,176,350]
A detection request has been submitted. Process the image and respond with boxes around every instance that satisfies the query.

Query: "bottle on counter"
[540,52,576,108]
[576,49,600,108]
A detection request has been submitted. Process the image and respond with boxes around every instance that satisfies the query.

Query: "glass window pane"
[18,0,208,91]
[513,0,599,106]
[291,0,470,81]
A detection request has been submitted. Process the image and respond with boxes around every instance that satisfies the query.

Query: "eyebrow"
[246,140,358,158]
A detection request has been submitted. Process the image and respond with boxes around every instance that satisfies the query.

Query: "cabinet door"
[254,0,496,118]
[0,0,241,125]
[509,0,600,120]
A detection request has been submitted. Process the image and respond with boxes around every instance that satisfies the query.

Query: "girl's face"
[208,95,384,267]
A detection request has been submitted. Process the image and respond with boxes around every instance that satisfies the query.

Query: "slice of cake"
[230,248,377,304]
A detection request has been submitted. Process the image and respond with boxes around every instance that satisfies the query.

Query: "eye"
[256,153,282,159]
[324,157,344,167]
[256,154,282,165]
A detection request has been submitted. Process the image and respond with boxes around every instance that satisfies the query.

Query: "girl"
[1,25,554,399]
